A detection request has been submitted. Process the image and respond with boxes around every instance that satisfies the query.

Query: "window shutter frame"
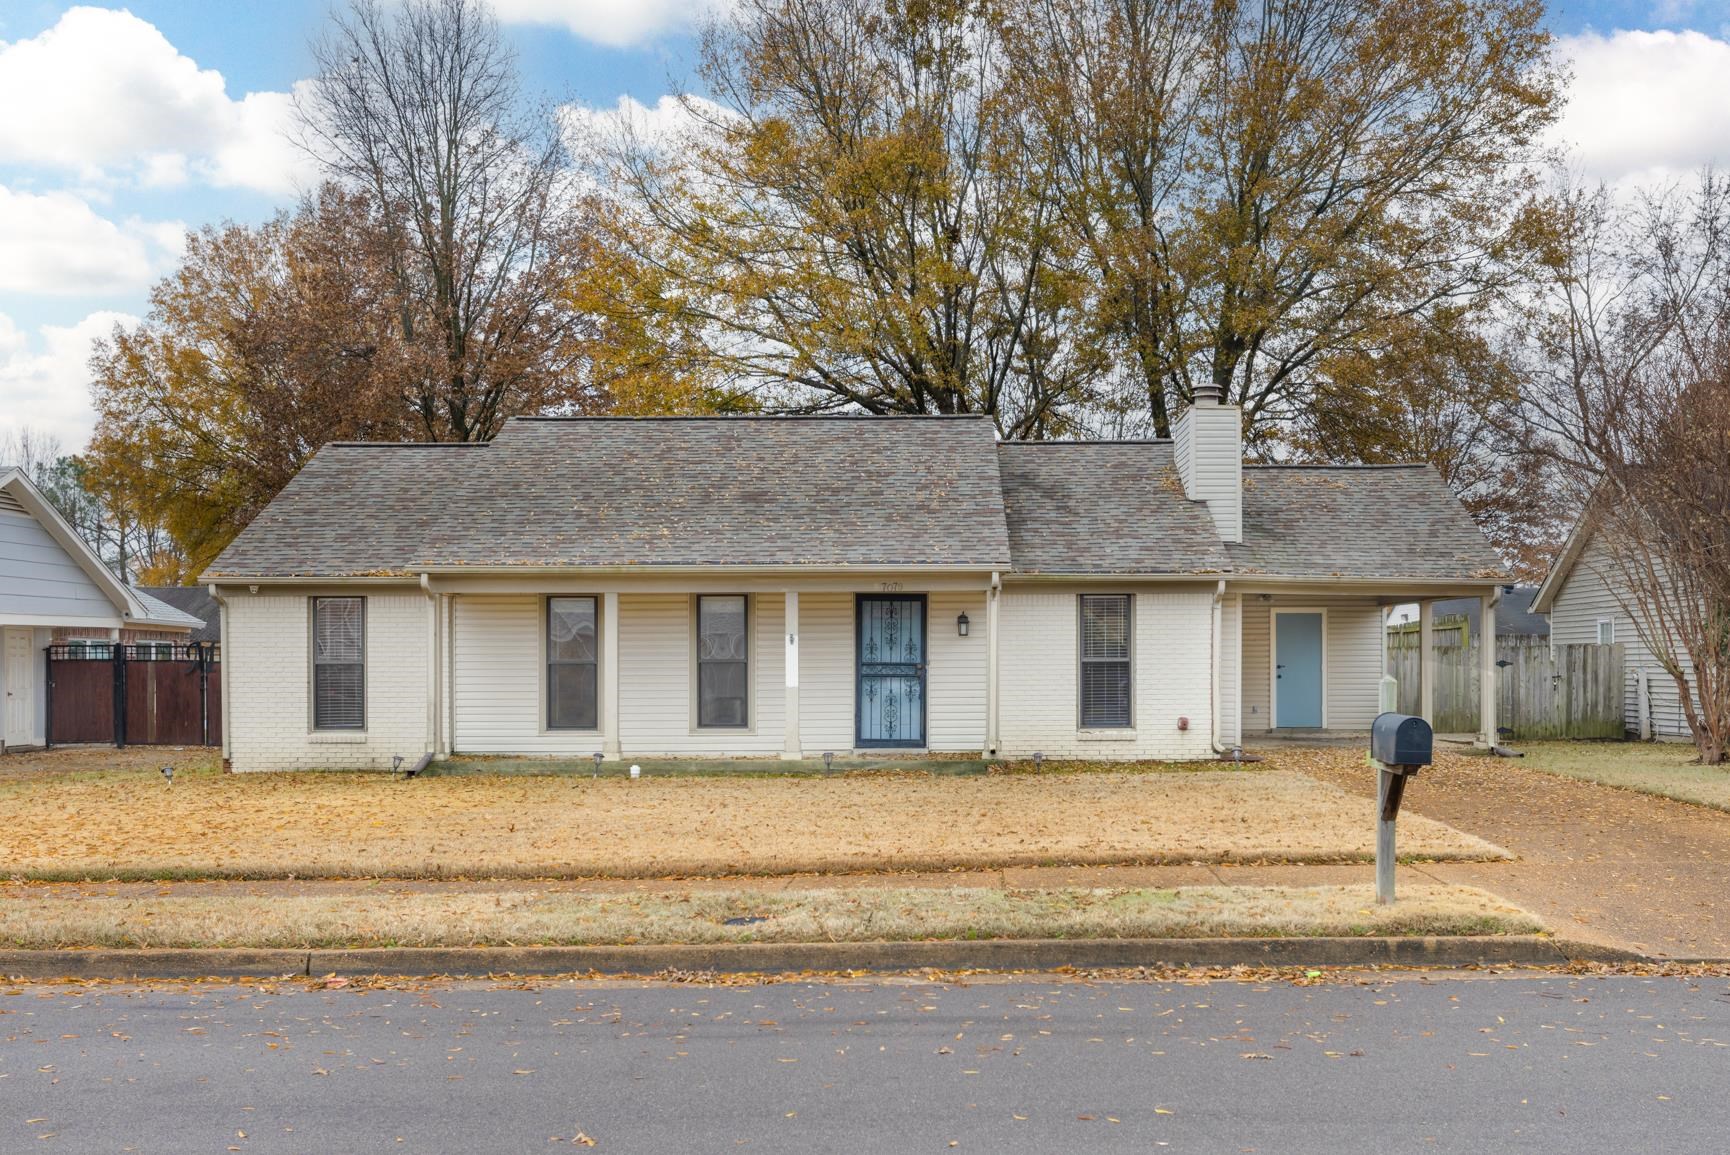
[1078,594,1134,729]
[311,596,366,731]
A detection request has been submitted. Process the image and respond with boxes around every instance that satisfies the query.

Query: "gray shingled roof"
[138,586,221,642]
[206,416,1012,577]
[1229,465,1506,581]
[998,442,1230,574]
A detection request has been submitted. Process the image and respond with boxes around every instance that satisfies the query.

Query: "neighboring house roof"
[998,441,1229,574]
[206,416,1015,577]
[1227,465,1506,583]
[0,467,198,632]
[137,586,221,642]
[1428,586,1549,638]
[203,418,1505,586]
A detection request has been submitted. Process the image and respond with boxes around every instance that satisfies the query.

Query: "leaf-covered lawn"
[0,751,1505,880]
[1515,740,1730,812]
[0,883,1541,950]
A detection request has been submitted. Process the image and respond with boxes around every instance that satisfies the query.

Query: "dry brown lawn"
[0,751,1505,880]
[0,883,1540,949]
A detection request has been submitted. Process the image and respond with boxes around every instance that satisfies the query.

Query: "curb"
[0,936,1648,981]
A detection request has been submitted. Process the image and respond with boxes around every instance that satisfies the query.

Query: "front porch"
[1226,585,1504,749]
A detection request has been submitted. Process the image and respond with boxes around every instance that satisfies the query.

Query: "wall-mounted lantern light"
[957,612,970,637]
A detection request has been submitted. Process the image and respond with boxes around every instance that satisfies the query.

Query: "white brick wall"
[996,583,1217,760]
[226,590,429,772]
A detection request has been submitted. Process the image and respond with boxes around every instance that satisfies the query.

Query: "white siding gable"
[0,505,118,624]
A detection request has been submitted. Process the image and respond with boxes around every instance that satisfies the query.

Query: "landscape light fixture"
[392,755,404,776]
[1033,751,1044,771]
[160,765,174,786]
[823,751,834,774]
[956,612,970,637]
[593,751,603,779]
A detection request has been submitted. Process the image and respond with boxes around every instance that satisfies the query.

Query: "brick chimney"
[1173,383,1243,543]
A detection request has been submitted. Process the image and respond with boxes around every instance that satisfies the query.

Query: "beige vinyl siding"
[618,593,786,755]
[1548,534,1690,739]
[796,593,855,753]
[227,590,429,772]
[453,595,600,756]
[1174,406,1243,542]
[1239,595,1384,732]
[1325,604,1386,730]
[927,591,988,751]
[996,583,1216,760]
[1242,599,1271,730]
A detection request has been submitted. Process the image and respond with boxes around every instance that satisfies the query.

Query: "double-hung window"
[1078,594,1133,729]
[311,597,365,730]
[696,595,749,728]
[547,596,599,730]
[1596,618,1615,645]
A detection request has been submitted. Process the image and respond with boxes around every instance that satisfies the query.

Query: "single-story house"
[1531,514,1692,740]
[202,389,1508,772]
[1,467,203,752]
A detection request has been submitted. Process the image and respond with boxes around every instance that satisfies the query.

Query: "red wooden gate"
[47,644,221,747]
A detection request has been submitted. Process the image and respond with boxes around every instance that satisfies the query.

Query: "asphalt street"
[3,972,1728,1153]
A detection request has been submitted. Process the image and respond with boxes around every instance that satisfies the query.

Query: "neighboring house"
[1388,585,1548,648]
[135,586,222,647]
[202,389,1507,772]
[1532,516,1691,740]
[1,467,202,752]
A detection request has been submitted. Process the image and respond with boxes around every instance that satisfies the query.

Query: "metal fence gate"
[46,643,222,747]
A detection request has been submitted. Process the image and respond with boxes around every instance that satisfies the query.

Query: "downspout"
[207,585,233,770]
[985,571,1001,756]
[420,573,440,759]
[1211,580,1226,755]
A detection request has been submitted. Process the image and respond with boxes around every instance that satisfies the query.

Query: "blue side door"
[1275,612,1324,728]
[856,595,926,747]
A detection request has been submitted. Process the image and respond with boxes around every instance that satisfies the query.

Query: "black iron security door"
[856,595,927,747]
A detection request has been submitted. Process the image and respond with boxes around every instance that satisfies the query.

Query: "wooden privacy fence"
[1386,639,1624,739]
[46,643,222,748]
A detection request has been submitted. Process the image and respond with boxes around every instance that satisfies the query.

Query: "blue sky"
[4,0,1730,450]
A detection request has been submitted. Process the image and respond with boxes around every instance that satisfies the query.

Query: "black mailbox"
[1371,712,1433,770]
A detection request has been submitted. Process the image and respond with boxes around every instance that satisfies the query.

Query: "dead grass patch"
[0,883,1541,949]
[1513,740,1730,812]
[0,757,1505,880]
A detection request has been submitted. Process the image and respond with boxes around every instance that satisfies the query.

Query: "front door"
[3,629,34,747]
[1274,612,1324,728]
[856,595,926,747]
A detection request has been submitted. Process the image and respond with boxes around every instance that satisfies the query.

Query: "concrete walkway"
[1299,753,1730,959]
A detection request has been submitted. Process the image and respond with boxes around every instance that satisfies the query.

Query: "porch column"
[984,576,1000,755]
[602,591,621,759]
[782,591,802,760]
[1417,599,1436,725]
[1479,592,1499,747]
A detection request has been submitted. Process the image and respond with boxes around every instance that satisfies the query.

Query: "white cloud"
[0,310,136,452]
[0,186,183,295]
[563,93,730,154]
[0,6,315,196]
[1553,29,1730,189]
[490,0,730,47]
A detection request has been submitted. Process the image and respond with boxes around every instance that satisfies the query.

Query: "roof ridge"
[509,413,995,422]
[1245,462,1428,470]
[999,438,1174,446]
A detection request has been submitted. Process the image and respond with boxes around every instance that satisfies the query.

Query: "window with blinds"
[547,596,599,730]
[311,597,365,730]
[697,595,749,728]
[1078,594,1132,728]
